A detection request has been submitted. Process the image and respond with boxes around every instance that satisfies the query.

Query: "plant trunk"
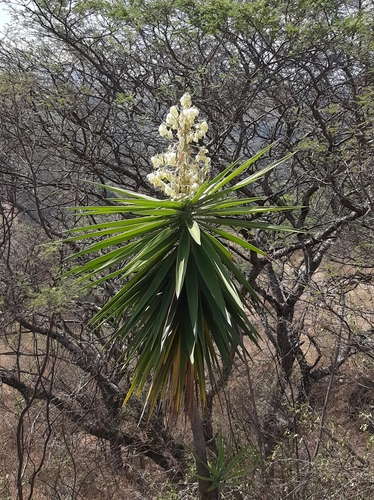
[190,403,219,500]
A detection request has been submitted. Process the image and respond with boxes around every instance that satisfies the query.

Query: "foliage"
[67,94,296,416]
[194,432,255,492]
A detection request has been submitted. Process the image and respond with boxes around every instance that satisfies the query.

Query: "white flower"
[147,172,163,187]
[180,92,192,109]
[200,121,208,134]
[164,151,177,166]
[162,169,173,182]
[164,185,173,196]
[193,128,205,142]
[166,112,178,128]
[151,155,163,168]
[181,107,199,124]
[159,123,169,137]
[149,94,211,199]
[169,105,179,118]
[193,123,206,142]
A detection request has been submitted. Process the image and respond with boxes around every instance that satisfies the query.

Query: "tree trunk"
[190,404,219,500]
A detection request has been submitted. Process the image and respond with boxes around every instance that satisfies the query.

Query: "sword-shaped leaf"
[205,143,273,194]
[186,217,201,245]
[201,223,266,255]
[175,228,190,298]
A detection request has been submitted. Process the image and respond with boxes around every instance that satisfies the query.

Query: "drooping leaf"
[185,259,199,340]
[67,142,299,417]
[175,228,190,298]
[192,238,227,314]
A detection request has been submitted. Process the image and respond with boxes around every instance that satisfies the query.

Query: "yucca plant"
[66,93,295,418]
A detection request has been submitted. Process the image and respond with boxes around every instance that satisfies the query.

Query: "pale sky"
[0,4,11,30]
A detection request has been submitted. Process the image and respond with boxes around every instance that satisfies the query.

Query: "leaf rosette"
[66,95,296,416]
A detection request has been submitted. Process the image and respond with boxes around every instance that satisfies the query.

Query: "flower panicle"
[147,93,211,200]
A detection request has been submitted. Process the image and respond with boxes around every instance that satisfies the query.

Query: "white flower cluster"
[147,93,211,200]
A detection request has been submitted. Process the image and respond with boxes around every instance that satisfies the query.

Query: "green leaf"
[67,215,163,233]
[232,153,294,190]
[202,231,233,261]
[185,259,199,341]
[125,228,178,274]
[175,228,190,298]
[201,223,266,255]
[186,217,201,245]
[146,281,176,352]
[199,205,296,216]
[205,143,273,194]
[192,239,227,314]
[180,294,197,363]
[199,217,302,232]
[195,196,264,213]
[200,233,242,309]
[202,158,241,195]
[66,219,171,248]
[198,282,232,366]
[86,182,165,202]
[73,245,141,278]
[116,251,177,337]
